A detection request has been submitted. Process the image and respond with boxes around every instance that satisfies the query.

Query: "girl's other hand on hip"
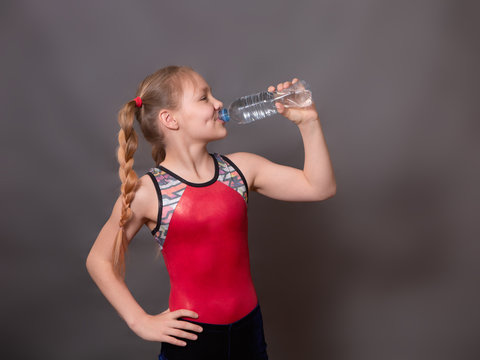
[130,308,203,346]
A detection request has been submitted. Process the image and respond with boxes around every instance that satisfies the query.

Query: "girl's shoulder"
[223,151,271,172]
[129,174,158,224]
[222,152,266,192]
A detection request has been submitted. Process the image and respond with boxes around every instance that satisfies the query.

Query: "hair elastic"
[134,96,143,108]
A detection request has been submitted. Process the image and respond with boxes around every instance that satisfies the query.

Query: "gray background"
[1,0,479,359]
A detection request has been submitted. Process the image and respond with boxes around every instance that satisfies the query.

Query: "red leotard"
[146,153,258,324]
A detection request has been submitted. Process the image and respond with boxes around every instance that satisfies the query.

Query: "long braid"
[111,65,196,276]
[114,101,138,277]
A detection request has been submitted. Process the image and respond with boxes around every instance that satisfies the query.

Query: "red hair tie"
[134,96,143,108]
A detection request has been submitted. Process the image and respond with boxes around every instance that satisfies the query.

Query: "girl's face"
[174,72,227,144]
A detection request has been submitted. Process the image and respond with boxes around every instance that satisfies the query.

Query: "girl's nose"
[214,97,223,110]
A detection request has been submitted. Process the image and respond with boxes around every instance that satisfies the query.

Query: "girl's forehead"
[182,72,208,95]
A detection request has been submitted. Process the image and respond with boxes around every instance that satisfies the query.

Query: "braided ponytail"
[113,100,139,277]
[111,65,197,277]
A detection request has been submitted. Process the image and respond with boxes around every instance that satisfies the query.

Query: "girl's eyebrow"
[199,86,212,94]
[194,86,212,99]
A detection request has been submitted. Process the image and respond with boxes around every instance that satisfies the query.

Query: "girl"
[86,65,336,360]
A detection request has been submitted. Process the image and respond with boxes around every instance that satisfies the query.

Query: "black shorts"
[158,303,269,360]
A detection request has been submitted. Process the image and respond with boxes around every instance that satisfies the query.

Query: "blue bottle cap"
[218,108,230,122]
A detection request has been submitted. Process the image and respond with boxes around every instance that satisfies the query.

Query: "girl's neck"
[160,145,214,183]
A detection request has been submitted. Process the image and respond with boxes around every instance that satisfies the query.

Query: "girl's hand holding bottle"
[131,308,203,346]
[267,78,319,126]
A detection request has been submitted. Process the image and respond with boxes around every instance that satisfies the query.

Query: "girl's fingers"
[168,328,199,341]
[163,335,187,347]
[173,319,203,333]
[275,102,285,113]
[270,78,298,92]
[171,309,199,319]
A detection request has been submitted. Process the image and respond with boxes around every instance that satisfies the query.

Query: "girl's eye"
[201,96,207,101]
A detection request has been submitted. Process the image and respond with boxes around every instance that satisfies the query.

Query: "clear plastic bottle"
[218,79,312,124]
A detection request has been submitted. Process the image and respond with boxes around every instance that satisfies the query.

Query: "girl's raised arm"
[226,79,336,202]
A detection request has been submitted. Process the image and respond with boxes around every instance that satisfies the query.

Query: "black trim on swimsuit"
[146,171,162,235]
[220,154,249,204]
[157,153,219,187]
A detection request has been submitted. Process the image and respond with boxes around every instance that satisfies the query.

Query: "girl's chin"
[205,130,227,143]
[216,128,228,139]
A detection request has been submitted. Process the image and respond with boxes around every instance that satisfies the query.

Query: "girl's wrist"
[297,117,321,128]
[127,310,150,332]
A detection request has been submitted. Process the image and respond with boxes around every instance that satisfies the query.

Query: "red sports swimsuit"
[146,153,258,324]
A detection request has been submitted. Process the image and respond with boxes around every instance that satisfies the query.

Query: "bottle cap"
[218,108,230,122]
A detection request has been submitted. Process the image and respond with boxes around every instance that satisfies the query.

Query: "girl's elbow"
[85,250,103,275]
[316,184,336,201]
[329,184,337,197]
[85,252,96,274]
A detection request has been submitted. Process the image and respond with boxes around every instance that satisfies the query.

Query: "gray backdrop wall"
[2,0,479,359]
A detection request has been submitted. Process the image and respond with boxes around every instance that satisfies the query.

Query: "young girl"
[86,65,336,360]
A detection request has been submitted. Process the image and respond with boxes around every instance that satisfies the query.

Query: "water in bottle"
[218,79,312,124]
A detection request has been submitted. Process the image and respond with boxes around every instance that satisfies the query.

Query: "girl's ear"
[158,109,179,130]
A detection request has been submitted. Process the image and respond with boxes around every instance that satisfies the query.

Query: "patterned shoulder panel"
[147,167,187,250]
[214,153,249,204]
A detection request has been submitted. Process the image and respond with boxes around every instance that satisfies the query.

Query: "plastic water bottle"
[219,79,312,124]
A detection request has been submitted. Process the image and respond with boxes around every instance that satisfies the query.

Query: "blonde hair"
[114,65,196,277]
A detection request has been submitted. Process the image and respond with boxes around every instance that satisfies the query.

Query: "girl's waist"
[169,285,258,324]
[180,302,263,333]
